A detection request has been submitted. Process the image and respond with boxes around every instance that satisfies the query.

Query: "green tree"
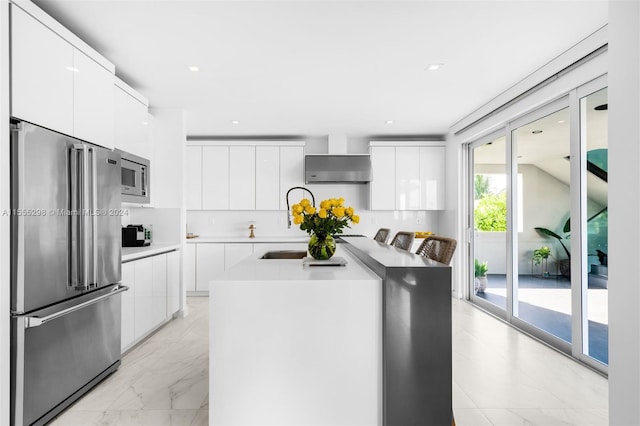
[474,192,507,231]
[474,174,490,200]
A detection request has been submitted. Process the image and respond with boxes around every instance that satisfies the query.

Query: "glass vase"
[308,233,336,260]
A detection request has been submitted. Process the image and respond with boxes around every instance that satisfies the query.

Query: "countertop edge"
[122,243,181,263]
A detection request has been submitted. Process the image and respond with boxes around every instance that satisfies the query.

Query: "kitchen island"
[209,237,452,425]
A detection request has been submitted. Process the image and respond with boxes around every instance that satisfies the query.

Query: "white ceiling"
[32,0,608,139]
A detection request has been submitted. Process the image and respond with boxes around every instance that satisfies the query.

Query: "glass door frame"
[468,129,509,320]
[465,75,608,374]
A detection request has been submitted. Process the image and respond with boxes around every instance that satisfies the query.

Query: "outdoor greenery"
[474,192,507,231]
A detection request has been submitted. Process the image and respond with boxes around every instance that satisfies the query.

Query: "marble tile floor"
[52,296,608,426]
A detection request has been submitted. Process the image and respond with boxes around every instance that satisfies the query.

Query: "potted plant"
[532,246,553,278]
[535,223,570,278]
[474,259,488,293]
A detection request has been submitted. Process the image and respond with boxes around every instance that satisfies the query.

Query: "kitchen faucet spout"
[285,187,316,228]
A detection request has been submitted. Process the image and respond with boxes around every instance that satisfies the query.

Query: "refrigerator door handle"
[13,123,26,312]
[20,285,129,328]
[72,143,91,290]
[90,146,98,287]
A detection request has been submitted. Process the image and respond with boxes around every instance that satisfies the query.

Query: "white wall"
[608,1,640,424]
[1,1,11,424]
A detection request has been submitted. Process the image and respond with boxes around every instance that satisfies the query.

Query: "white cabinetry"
[229,146,256,210]
[202,146,229,210]
[370,142,445,211]
[255,146,280,210]
[184,243,197,292]
[114,82,149,159]
[370,146,396,210]
[151,255,167,328]
[73,49,114,149]
[133,257,154,340]
[186,142,304,211]
[11,5,74,135]
[185,146,203,210]
[419,146,445,209]
[224,244,254,270]
[196,244,225,292]
[10,5,115,148]
[121,262,136,352]
[167,250,181,315]
[280,146,305,209]
[121,250,179,353]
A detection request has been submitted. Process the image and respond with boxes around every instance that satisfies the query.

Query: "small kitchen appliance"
[122,224,152,247]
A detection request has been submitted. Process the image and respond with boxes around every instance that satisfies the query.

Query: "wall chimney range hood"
[305,154,372,184]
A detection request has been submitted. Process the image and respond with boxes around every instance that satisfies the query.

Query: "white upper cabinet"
[419,146,445,210]
[11,6,74,135]
[229,146,256,210]
[185,146,203,210]
[370,142,445,211]
[279,146,305,210]
[187,142,304,211]
[255,146,280,210]
[370,146,396,210]
[10,4,116,149]
[73,50,115,148]
[395,147,421,210]
[202,146,230,210]
[114,83,149,158]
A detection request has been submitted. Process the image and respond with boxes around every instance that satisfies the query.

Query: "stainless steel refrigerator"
[10,120,127,426]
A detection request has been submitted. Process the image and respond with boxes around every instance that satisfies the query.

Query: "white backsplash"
[186,209,440,239]
[121,207,182,243]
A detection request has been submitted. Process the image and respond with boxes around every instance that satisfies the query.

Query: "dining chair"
[415,235,457,265]
[373,228,391,244]
[389,231,415,251]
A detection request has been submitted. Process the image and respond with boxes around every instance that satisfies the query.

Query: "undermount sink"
[260,250,307,260]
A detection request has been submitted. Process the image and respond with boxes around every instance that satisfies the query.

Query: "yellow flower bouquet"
[291,197,359,260]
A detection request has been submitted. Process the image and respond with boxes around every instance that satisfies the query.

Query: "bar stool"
[389,231,415,251]
[415,235,457,265]
[373,228,391,244]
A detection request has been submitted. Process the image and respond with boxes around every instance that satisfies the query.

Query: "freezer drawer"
[11,284,126,426]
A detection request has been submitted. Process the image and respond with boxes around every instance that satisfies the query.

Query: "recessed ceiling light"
[231,120,240,125]
[594,104,608,111]
[188,66,199,72]
[532,130,543,134]
[426,63,444,71]
[142,121,149,125]
[65,66,79,72]
[557,120,566,124]
[385,120,394,125]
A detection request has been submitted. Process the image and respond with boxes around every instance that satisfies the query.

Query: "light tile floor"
[53,296,608,425]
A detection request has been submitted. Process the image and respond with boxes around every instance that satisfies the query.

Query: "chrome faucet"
[286,187,316,228]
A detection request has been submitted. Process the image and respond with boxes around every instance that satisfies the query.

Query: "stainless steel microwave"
[115,149,150,203]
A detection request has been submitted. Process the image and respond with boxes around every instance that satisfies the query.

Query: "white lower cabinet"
[224,244,254,270]
[133,257,154,341]
[167,250,181,315]
[186,242,257,295]
[196,244,225,292]
[121,249,180,353]
[151,255,167,328]
[121,262,136,352]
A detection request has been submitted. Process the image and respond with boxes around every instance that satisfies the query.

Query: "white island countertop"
[210,244,382,426]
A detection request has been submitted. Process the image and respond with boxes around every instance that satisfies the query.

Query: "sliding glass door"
[470,134,507,314]
[467,78,608,372]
